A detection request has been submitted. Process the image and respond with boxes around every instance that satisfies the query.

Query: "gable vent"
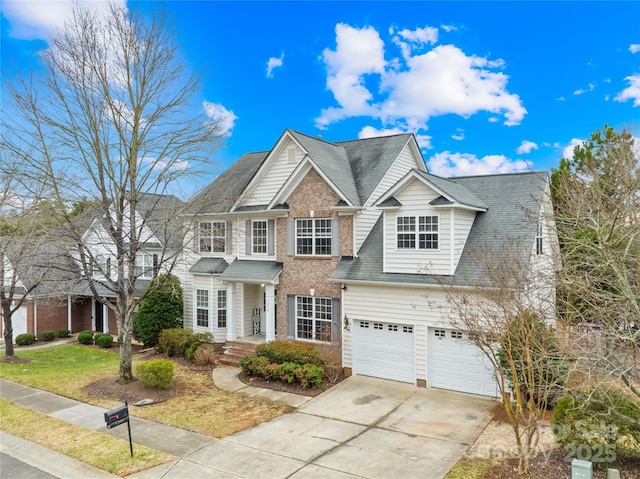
[287,147,297,164]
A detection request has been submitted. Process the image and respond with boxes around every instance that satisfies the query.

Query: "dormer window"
[397,215,439,250]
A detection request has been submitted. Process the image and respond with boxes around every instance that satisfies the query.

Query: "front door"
[94,300,103,332]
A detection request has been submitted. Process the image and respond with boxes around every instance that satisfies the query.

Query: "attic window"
[396,215,439,250]
[536,220,544,255]
[287,147,297,164]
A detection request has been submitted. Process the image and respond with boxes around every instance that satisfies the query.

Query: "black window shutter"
[331,216,340,256]
[225,221,232,254]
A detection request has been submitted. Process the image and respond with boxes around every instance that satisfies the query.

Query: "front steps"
[215,340,258,367]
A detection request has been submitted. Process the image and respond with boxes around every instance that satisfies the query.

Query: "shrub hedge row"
[15,333,36,346]
[157,328,212,360]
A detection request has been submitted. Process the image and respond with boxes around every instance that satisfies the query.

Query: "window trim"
[196,289,209,328]
[396,214,440,251]
[199,220,226,254]
[135,253,158,279]
[295,218,332,256]
[295,295,333,343]
[252,220,268,255]
[217,290,227,328]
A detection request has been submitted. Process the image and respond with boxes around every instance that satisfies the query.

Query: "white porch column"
[265,284,275,342]
[226,282,237,341]
[67,295,72,332]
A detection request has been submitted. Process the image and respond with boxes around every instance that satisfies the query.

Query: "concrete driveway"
[130,375,494,479]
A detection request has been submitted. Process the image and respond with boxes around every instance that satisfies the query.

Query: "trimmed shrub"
[193,343,220,366]
[553,389,640,463]
[240,354,325,389]
[133,274,183,348]
[15,333,36,346]
[157,328,212,359]
[95,334,114,348]
[136,359,174,390]
[254,340,322,365]
[77,331,94,345]
[58,329,71,338]
[41,330,56,342]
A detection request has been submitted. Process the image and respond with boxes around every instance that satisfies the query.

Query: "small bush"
[136,359,174,390]
[77,331,94,345]
[15,333,36,346]
[240,354,324,389]
[553,389,640,463]
[240,354,270,376]
[254,340,322,365]
[95,334,114,348]
[41,330,56,342]
[58,329,71,338]
[193,343,220,366]
[157,328,212,359]
[297,364,324,389]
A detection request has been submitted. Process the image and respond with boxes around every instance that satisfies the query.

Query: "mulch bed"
[481,449,640,478]
[238,371,346,397]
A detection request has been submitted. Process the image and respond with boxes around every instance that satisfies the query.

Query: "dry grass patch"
[0,400,174,476]
[132,366,293,437]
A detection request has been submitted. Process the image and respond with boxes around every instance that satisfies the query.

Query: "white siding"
[383,179,451,275]
[355,143,423,251]
[241,139,303,207]
[191,274,228,342]
[452,209,476,272]
[343,283,452,383]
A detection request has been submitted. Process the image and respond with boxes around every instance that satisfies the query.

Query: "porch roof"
[189,257,229,274]
[219,260,283,284]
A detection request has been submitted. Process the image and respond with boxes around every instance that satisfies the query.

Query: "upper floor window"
[296,296,332,342]
[252,220,267,254]
[199,221,226,253]
[135,253,158,279]
[296,218,332,255]
[397,215,439,250]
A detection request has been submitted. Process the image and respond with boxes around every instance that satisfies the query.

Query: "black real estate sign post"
[104,401,133,457]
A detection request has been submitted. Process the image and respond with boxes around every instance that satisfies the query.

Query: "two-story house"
[184,129,556,397]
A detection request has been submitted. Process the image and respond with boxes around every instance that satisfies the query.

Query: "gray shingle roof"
[412,171,487,210]
[188,151,269,214]
[219,260,283,283]
[189,257,229,274]
[331,171,549,287]
[187,130,420,214]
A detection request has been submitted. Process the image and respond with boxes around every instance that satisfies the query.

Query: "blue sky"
[2,1,639,194]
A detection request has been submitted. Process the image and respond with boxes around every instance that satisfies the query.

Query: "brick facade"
[275,169,353,348]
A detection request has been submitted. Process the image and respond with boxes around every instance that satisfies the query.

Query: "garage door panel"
[428,327,498,397]
[355,320,415,383]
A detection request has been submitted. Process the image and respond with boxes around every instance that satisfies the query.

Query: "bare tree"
[551,126,639,424]
[3,2,221,381]
[441,239,565,475]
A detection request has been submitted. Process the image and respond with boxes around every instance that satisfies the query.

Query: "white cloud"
[574,82,596,95]
[441,24,457,32]
[427,151,531,177]
[562,138,584,161]
[614,74,640,107]
[630,44,640,54]
[359,126,433,150]
[266,53,284,78]
[451,128,464,141]
[317,24,526,133]
[516,140,538,155]
[203,101,238,137]
[392,26,439,61]
[1,0,126,40]
[557,96,566,101]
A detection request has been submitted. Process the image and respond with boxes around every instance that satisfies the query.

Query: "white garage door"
[3,306,28,338]
[354,320,415,383]
[428,327,498,397]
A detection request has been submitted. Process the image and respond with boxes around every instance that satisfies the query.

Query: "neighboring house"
[184,129,557,397]
[1,192,186,340]
[1,236,81,338]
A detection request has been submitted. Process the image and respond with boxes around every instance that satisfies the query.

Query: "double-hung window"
[252,220,267,254]
[196,289,209,328]
[217,290,227,328]
[296,218,332,255]
[135,253,158,278]
[296,296,332,342]
[396,215,439,250]
[199,221,226,253]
